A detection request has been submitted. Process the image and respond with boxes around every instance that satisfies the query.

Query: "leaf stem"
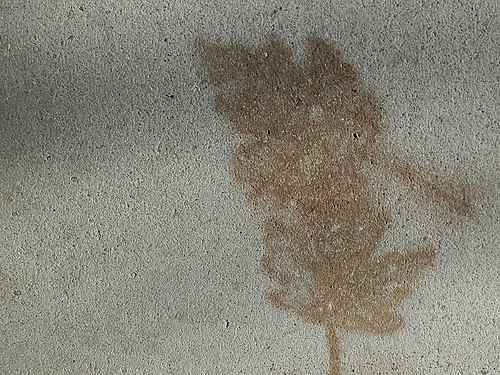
[326,318,341,375]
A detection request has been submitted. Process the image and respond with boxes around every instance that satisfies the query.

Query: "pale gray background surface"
[1,1,499,374]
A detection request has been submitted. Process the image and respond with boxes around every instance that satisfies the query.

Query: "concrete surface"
[0,1,499,374]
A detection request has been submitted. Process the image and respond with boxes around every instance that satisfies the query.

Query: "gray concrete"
[1,1,499,374]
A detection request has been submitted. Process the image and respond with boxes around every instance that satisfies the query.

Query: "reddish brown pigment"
[197,36,473,374]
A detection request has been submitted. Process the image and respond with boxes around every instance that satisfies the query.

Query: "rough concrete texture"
[0,1,499,374]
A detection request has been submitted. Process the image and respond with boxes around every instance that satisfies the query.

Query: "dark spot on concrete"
[272,6,284,15]
[197,36,476,374]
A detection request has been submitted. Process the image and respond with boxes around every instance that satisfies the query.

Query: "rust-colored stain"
[197,36,474,374]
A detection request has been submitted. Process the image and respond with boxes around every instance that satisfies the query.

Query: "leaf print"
[197,35,474,374]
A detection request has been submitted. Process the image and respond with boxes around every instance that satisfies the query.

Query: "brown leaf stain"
[196,36,475,374]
